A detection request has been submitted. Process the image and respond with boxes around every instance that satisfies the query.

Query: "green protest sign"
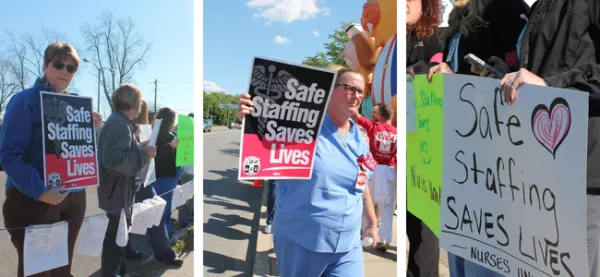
[176,114,194,166]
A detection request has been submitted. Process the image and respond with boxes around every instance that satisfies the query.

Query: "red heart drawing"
[531,97,571,158]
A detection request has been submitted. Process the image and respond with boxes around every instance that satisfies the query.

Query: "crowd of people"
[0,41,194,277]
[407,0,600,276]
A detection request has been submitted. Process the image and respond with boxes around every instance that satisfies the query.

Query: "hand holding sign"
[500,68,547,105]
[92,111,103,131]
[144,146,156,159]
[237,93,254,121]
[169,137,180,148]
[39,186,68,205]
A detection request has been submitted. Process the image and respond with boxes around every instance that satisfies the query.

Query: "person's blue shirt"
[0,78,85,200]
[273,114,373,253]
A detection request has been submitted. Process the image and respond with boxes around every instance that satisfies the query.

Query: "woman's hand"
[361,225,379,248]
[407,61,430,78]
[237,93,254,121]
[471,56,510,79]
[427,62,454,82]
[500,68,547,105]
[39,186,68,205]
[143,145,157,159]
[170,137,180,148]
[92,111,103,131]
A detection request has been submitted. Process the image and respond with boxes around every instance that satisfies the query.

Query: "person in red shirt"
[352,104,397,252]
[370,104,381,122]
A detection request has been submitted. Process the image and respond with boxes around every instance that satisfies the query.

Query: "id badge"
[356,170,368,191]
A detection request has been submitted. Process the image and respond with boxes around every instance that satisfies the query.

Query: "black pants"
[406,211,439,277]
[102,212,128,277]
[3,188,87,277]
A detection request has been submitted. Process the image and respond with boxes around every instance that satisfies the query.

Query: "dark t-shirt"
[407,30,443,67]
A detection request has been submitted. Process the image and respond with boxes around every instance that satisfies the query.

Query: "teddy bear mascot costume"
[340,24,379,120]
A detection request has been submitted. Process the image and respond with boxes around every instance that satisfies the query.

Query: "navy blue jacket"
[0,78,84,200]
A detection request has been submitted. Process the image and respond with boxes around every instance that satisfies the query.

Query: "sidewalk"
[252,187,398,276]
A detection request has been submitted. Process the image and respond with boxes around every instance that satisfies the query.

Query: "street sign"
[218,104,237,109]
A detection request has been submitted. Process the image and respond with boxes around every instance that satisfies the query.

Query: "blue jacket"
[0,78,84,200]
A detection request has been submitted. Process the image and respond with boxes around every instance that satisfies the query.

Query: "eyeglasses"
[335,83,364,99]
[52,61,77,73]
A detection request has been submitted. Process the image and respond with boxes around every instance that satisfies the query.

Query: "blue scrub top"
[273,114,373,253]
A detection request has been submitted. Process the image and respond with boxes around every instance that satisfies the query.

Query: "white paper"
[439,74,589,277]
[142,159,156,187]
[115,209,129,247]
[172,185,187,212]
[184,180,194,200]
[24,221,69,277]
[130,202,156,235]
[148,119,162,147]
[75,214,109,257]
[149,196,167,226]
[406,76,416,132]
[138,124,152,143]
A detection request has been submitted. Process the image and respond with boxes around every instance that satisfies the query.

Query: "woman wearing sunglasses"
[0,41,103,277]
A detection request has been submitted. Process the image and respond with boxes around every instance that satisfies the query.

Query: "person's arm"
[100,119,149,176]
[0,93,46,200]
[353,112,374,132]
[362,185,378,227]
[543,1,600,91]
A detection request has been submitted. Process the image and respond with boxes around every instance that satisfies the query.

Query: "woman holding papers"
[237,68,379,277]
[97,84,156,277]
[129,102,183,267]
[0,42,103,277]
[150,107,180,238]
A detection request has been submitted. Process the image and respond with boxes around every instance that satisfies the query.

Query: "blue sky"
[0,0,193,116]
[203,0,366,95]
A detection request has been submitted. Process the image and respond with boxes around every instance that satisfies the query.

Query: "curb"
[252,184,278,276]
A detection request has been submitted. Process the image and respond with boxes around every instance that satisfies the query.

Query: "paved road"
[203,129,263,276]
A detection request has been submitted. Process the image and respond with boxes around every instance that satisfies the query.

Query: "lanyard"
[516,24,527,62]
[446,28,462,72]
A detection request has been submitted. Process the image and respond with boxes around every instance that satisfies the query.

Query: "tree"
[302,21,352,68]
[0,59,17,115]
[4,29,69,91]
[82,11,151,111]
[203,91,240,125]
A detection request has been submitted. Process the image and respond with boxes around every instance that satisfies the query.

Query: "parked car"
[203,119,213,132]
[228,122,242,129]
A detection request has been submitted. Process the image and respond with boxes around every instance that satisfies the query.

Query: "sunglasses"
[52,61,77,73]
[335,83,365,99]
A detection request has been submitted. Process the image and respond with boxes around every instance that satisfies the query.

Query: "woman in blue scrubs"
[237,68,379,277]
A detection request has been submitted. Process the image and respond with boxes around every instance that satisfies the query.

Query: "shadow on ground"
[203,167,262,275]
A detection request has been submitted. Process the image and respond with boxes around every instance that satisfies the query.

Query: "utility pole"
[153,79,158,112]
[96,72,100,111]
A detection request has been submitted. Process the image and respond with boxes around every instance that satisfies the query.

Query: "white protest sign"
[439,74,588,277]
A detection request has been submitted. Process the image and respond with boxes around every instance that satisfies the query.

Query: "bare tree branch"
[0,59,18,115]
[82,11,150,111]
